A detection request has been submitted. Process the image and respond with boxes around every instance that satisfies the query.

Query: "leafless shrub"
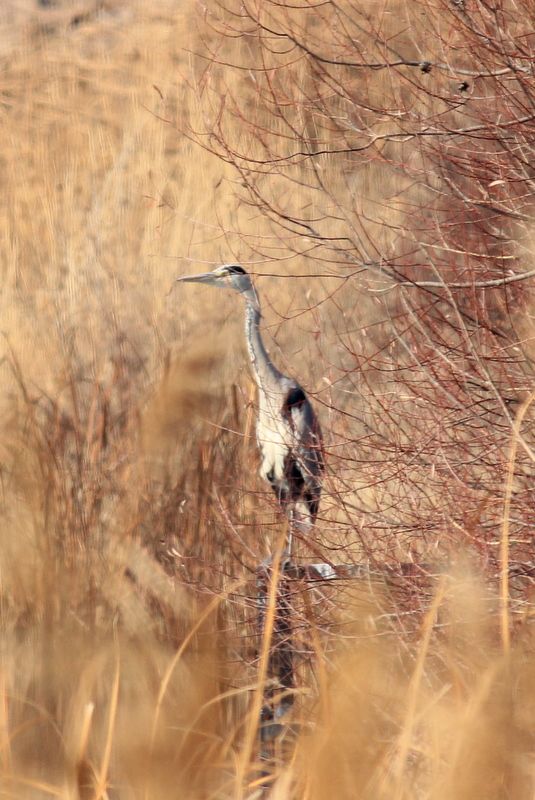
[186,0,535,573]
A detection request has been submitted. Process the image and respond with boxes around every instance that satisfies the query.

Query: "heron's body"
[176,264,324,537]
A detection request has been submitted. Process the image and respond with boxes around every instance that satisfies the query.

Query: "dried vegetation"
[0,0,533,797]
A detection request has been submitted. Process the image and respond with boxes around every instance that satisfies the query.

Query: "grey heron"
[176,264,324,554]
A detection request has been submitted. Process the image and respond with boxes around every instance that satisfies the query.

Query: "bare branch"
[395,269,535,290]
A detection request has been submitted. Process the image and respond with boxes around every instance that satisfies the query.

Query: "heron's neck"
[245,300,283,389]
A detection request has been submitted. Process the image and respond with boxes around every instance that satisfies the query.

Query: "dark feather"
[269,385,324,522]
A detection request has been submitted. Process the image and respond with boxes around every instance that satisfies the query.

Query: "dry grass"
[0,0,533,797]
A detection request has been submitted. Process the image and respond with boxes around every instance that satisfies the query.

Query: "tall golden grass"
[0,1,533,797]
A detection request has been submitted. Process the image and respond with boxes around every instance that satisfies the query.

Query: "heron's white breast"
[255,393,291,482]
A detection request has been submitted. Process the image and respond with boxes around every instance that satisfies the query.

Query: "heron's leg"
[262,513,292,570]
[284,508,294,563]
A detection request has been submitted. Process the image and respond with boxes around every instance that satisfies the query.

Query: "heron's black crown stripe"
[227,265,246,275]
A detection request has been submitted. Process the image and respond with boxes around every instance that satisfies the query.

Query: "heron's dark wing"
[282,387,324,521]
[292,407,324,519]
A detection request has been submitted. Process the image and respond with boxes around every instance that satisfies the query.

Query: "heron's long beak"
[175,272,219,286]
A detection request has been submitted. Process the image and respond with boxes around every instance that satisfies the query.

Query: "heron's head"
[175,264,259,310]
